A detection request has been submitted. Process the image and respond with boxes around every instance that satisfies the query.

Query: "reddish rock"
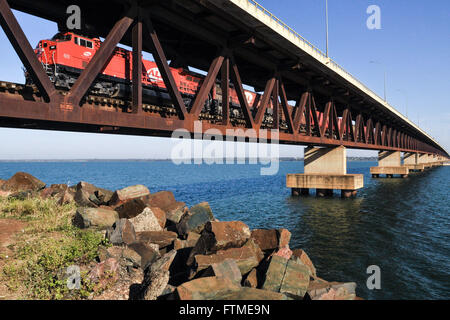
[109,185,151,207]
[262,255,288,292]
[308,281,356,300]
[108,219,136,245]
[274,246,293,260]
[58,189,74,205]
[88,258,120,292]
[114,198,147,219]
[262,254,310,299]
[128,241,161,269]
[146,191,176,211]
[136,230,178,248]
[165,202,187,224]
[292,249,317,278]
[243,268,258,288]
[74,188,98,208]
[279,259,310,299]
[177,202,214,236]
[195,240,264,275]
[277,228,291,248]
[129,207,162,232]
[173,239,187,250]
[187,221,251,265]
[250,229,279,251]
[176,276,241,300]
[40,184,68,199]
[73,207,119,229]
[0,172,45,192]
[186,232,201,247]
[151,206,166,228]
[74,181,112,206]
[201,259,242,284]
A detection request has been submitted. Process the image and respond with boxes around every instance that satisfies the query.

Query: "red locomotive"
[30,31,263,118]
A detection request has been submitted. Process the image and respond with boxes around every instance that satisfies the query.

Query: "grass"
[0,196,109,300]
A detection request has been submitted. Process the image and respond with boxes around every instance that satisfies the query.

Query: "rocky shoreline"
[0,172,359,300]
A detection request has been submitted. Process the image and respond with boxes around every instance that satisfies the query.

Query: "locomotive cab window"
[75,37,93,48]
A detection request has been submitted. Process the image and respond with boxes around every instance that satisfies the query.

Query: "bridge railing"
[246,0,383,105]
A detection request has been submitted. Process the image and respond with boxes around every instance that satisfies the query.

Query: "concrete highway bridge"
[0,0,448,197]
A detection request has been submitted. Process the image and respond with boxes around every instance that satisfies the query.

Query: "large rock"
[307,280,356,300]
[107,219,136,245]
[40,184,68,199]
[109,185,151,207]
[128,241,161,270]
[136,230,178,249]
[74,188,98,208]
[165,202,187,224]
[204,221,251,251]
[292,249,316,278]
[0,172,45,192]
[74,181,113,207]
[140,269,170,300]
[129,207,163,232]
[262,255,310,299]
[262,255,288,292]
[194,239,264,275]
[243,268,258,288]
[277,228,291,248]
[187,221,251,265]
[150,250,177,273]
[166,202,187,224]
[114,198,147,219]
[146,191,176,211]
[58,189,74,205]
[200,259,242,284]
[177,202,215,236]
[73,207,119,229]
[250,229,279,251]
[250,228,292,251]
[151,206,166,228]
[279,259,310,299]
[176,277,241,300]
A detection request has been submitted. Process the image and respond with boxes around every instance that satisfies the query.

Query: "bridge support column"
[403,152,424,172]
[287,146,364,198]
[418,154,432,168]
[370,151,409,178]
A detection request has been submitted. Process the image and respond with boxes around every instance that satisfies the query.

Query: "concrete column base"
[370,166,409,178]
[403,164,425,172]
[287,174,363,197]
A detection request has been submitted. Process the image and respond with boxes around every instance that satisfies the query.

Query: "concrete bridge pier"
[370,151,409,178]
[403,152,425,172]
[418,153,433,169]
[287,146,364,198]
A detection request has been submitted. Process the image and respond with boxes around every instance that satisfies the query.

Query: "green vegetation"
[0,196,108,299]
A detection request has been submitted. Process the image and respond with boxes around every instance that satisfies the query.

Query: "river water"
[0,160,448,299]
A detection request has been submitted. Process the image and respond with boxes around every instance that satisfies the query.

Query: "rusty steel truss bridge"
[0,0,448,158]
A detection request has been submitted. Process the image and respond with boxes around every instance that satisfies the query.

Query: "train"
[28,31,343,135]
[28,31,275,120]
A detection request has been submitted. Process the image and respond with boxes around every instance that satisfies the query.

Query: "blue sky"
[0,0,448,159]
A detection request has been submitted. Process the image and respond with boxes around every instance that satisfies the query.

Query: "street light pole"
[326,0,329,57]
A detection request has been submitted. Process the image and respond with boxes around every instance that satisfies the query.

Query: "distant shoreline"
[0,157,378,162]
